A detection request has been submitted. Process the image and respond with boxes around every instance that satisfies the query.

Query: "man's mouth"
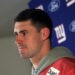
[17,44,26,50]
[18,46,26,50]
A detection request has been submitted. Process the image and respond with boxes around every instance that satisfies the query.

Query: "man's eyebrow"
[14,30,28,35]
[19,30,28,33]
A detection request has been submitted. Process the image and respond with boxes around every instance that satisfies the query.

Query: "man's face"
[14,20,43,59]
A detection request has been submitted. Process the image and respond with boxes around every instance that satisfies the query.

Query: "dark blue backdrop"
[29,0,75,55]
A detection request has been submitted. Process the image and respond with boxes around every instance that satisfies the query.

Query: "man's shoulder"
[48,57,75,70]
[40,57,75,75]
[55,57,75,66]
[58,57,75,64]
[53,57,75,70]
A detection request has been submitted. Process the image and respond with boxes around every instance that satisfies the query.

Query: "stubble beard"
[19,48,42,59]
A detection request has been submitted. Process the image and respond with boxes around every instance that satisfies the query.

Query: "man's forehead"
[14,20,38,33]
[14,21,32,29]
[15,20,32,26]
[14,22,35,32]
[14,22,29,28]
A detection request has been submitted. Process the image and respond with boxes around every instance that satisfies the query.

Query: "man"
[14,9,75,75]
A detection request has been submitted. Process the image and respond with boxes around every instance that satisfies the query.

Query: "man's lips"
[18,46,27,56]
[17,44,26,50]
[18,46,25,50]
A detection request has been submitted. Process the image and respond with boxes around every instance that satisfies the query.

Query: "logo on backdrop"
[46,67,60,75]
[48,0,60,12]
[66,0,75,7]
[69,20,75,32]
[54,24,66,44]
[36,5,44,10]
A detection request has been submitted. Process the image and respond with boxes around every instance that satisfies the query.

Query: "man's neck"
[30,39,51,69]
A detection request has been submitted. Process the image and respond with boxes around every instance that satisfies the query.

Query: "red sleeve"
[61,58,75,75]
[66,68,75,75]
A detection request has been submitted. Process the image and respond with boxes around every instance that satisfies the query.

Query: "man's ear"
[40,28,50,40]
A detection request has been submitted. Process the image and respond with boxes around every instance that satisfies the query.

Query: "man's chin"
[20,54,29,59]
[20,55,26,59]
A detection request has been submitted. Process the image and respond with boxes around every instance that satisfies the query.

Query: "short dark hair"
[14,9,53,41]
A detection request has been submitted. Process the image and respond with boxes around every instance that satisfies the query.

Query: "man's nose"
[15,35,23,44]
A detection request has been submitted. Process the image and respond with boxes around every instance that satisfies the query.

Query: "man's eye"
[22,32,27,36]
[14,32,18,36]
